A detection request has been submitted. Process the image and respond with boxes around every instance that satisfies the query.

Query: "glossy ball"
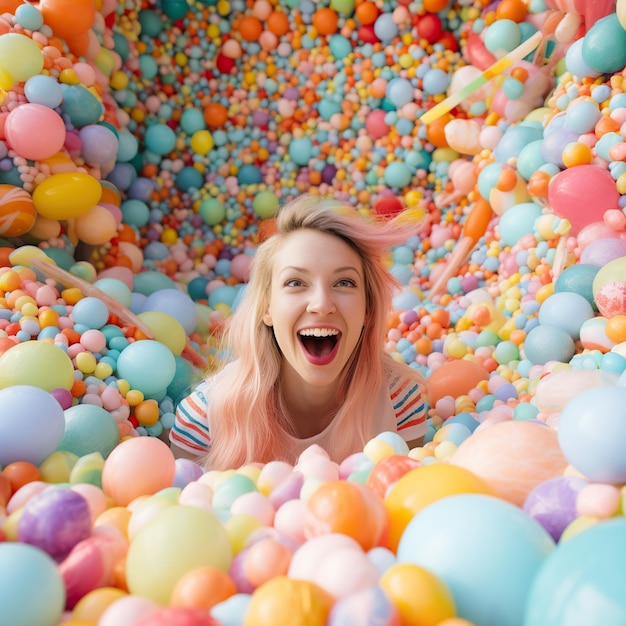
[58,404,120,459]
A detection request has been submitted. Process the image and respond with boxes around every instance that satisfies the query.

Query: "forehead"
[271,229,363,271]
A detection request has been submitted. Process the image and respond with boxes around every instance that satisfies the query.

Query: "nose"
[306,284,336,315]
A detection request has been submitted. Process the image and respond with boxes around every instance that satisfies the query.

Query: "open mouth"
[298,328,340,364]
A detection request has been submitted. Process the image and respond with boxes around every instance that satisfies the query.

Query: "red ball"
[417,13,443,43]
[358,24,379,44]
[374,196,404,217]
[215,53,236,74]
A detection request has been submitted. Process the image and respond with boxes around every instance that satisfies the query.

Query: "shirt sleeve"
[169,380,212,455]
[389,372,428,442]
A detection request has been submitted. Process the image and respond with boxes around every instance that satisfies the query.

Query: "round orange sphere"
[428,359,490,405]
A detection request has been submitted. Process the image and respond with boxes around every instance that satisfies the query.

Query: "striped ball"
[0,185,36,237]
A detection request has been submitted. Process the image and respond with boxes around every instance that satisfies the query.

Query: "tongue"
[302,336,335,357]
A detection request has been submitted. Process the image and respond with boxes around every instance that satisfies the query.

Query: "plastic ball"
[74,204,119,246]
[524,518,626,625]
[379,563,455,626]
[537,292,595,340]
[0,542,66,626]
[397,494,554,626]
[244,576,334,626]
[0,185,36,237]
[523,324,576,365]
[522,476,589,542]
[116,339,176,397]
[0,341,74,391]
[135,607,221,626]
[98,595,158,626]
[581,13,626,73]
[58,404,120,459]
[304,481,388,551]
[428,359,490,405]
[451,421,568,507]
[126,505,232,605]
[558,385,626,484]
[327,586,401,626]
[384,463,494,551]
[141,288,198,335]
[102,437,176,506]
[17,487,92,561]
[0,33,44,82]
[32,172,103,221]
[0,385,65,466]
[170,566,237,609]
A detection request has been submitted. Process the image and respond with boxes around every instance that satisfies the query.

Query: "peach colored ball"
[451,421,568,507]
[244,538,292,587]
[102,437,176,506]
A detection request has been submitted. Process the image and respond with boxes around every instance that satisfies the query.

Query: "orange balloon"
[428,358,490,405]
[312,7,339,35]
[170,566,237,609]
[39,0,96,39]
[426,113,453,148]
[355,1,379,24]
[463,198,492,244]
[496,0,528,22]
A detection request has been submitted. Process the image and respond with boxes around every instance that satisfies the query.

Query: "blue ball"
[0,542,66,626]
[116,340,177,397]
[524,519,626,625]
[71,296,109,329]
[58,404,120,459]
[397,494,554,626]
[558,385,626,483]
[141,288,198,335]
[538,292,595,340]
[523,324,576,365]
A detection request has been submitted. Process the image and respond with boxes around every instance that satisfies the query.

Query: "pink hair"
[204,195,427,469]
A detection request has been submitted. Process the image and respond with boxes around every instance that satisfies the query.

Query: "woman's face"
[263,228,367,393]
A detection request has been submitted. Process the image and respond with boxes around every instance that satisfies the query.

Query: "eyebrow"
[280,265,362,275]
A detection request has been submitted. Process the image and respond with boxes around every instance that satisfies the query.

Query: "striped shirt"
[170,364,427,457]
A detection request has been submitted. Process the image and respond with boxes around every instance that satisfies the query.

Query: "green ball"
[0,341,74,391]
[133,271,177,296]
[331,0,355,14]
[58,404,120,459]
[198,198,226,226]
[252,191,279,219]
[126,505,232,604]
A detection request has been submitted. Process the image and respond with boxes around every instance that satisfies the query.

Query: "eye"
[284,278,305,288]
[335,278,357,288]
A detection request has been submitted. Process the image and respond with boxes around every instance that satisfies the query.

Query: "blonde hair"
[204,195,427,469]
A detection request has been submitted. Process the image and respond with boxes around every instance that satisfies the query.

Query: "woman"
[170,195,429,469]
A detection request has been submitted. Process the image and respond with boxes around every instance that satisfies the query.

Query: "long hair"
[204,195,427,469]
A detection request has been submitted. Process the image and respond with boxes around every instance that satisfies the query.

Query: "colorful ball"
[0,385,65,466]
[58,404,120,459]
[397,494,554,626]
[116,339,176,397]
[327,586,401,626]
[0,185,36,237]
[0,542,66,626]
[126,505,232,605]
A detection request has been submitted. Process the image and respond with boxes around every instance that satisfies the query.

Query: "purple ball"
[580,238,626,267]
[17,488,92,562]
[523,476,589,541]
[173,458,204,488]
[328,586,400,626]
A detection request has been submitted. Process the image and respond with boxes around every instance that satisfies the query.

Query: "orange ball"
[605,315,626,343]
[496,167,518,192]
[423,0,450,12]
[266,11,290,36]
[238,15,263,41]
[203,103,228,129]
[561,141,593,167]
[355,1,379,24]
[428,359,490,405]
[528,170,551,198]
[304,480,389,551]
[170,566,237,609]
[496,0,528,22]
[39,0,95,39]
[2,461,41,493]
[312,7,339,35]
[0,185,36,237]
[426,113,453,148]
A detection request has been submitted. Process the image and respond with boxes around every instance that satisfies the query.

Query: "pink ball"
[99,596,158,626]
[365,109,391,139]
[229,253,252,281]
[5,103,66,161]
[595,281,626,317]
[102,437,176,506]
[135,607,221,626]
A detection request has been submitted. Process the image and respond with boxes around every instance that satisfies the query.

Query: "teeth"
[299,328,339,338]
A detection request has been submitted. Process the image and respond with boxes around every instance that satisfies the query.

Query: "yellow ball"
[71,587,128,623]
[380,563,456,626]
[137,311,187,356]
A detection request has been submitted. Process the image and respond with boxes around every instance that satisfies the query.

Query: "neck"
[278,383,342,439]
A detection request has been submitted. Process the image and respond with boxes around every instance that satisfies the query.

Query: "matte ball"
[558,385,626,483]
[57,403,120,459]
[523,324,576,365]
[397,494,554,626]
[0,385,65,466]
[116,340,176,397]
[524,519,626,625]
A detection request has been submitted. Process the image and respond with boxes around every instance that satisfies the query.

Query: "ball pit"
[0,0,625,624]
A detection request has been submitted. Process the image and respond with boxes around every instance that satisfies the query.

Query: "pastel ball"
[126,505,232,605]
[524,519,626,625]
[523,324,576,365]
[116,339,176,397]
[397,494,554,626]
[93,277,133,309]
[137,311,187,356]
[497,202,543,247]
[57,403,120,459]
[71,296,110,329]
[0,385,65,466]
[0,542,66,626]
[0,341,74,391]
[538,292,595,340]
[0,185,36,237]
[141,288,198,335]
[558,385,626,484]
